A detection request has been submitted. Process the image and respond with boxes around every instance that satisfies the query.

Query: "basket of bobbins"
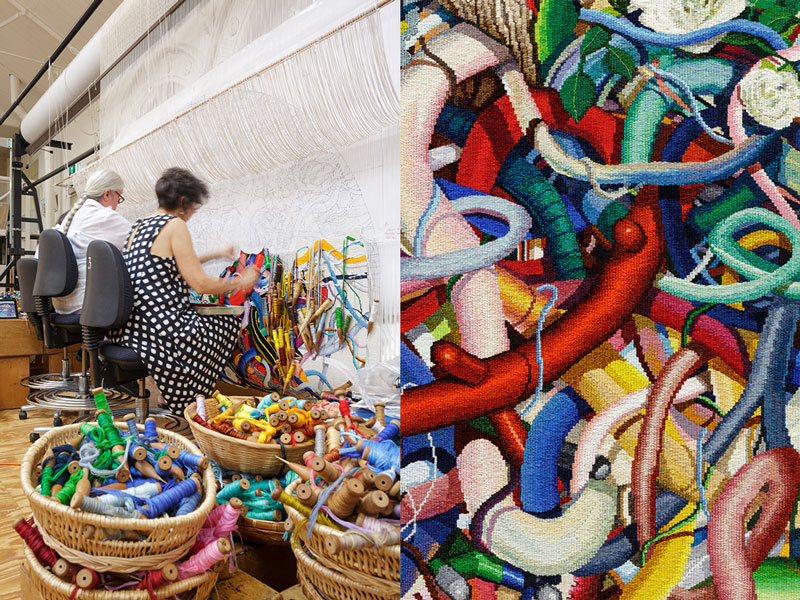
[185,391,318,476]
[20,540,221,600]
[215,474,293,545]
[19,397,219,580]
[278,405,402,600]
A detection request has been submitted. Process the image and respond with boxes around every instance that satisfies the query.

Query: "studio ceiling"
[0,0,122,139]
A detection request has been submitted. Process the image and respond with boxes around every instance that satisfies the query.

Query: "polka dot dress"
[108,214,239,413]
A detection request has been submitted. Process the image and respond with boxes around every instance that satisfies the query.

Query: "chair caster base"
[18,409,27,420]
[29,432,39,443]
[53,416,63,427]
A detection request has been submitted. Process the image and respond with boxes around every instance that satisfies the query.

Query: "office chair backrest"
[17,257,38,314]
[33,229,78,299]
[81,240,133,330]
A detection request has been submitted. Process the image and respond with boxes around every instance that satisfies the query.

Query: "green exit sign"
[68,164,76,175]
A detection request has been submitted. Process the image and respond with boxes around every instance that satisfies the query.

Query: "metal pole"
[22,146,98,192]
[0,0,104,131]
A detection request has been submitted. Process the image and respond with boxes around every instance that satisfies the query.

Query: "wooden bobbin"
[272,509,284,522]
[130,444,148,462]
[50,484,63,498]
[135,460,165,484]
[373,402,386,427]
[354,467,376,489]
[217,537,231,555]
[280,423,293,435]
[358,490,389,516]
[280,433,293,445]
[284,519,295,533]
[310,408,323,422]
[277,410,289,422]
[116,466,131,484]
[278,399,291,411]
[67,434,85,451]
[293,431,307,444]
[52,559,74,581]
[327,478,365,519]
[170,464,186,481]
[310,456,340,484]
[231,473,241,481]
[269,414,281,428]
[69,468,92,510]
[161,564,179,582]
[388,480,401,498]
[295,483,318,506]
[302,400,313,411]
[238,477,251,492]
[67,460,81,475]
[325,427,341,454]
[237,419,252,433]
[75,568,100,589]
[374,473,394,493]
[228,497,246,515]
[157,455,173,472]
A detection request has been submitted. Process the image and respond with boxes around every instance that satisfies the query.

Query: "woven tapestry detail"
[400,1,800,598]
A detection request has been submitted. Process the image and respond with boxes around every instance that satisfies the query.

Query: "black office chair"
[23,230,130,440]
[82,240,185,430]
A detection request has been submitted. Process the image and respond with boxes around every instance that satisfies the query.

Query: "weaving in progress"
[400,1,800,599]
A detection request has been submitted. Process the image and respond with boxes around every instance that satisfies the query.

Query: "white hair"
[60,169,124,234]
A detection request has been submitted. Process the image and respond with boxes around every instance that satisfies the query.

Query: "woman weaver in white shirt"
[51,169,132,314]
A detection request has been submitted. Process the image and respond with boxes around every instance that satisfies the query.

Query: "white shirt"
[51,199,132,314]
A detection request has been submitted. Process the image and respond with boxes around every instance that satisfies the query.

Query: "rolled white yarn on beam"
[570,374,712,497]
[458,438,617,576]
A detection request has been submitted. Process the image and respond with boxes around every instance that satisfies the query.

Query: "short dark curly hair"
[155,167,209,211]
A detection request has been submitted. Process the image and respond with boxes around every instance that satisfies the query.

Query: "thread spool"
[314,425,326,457]
[278,398,291,411]
[229,496,246,515]
[74,567,100,589]
[293,431,307,444]
[355,513,397,533]
[310,408,323,422]
[50,484,63,498]
[177,538,231,579]
[76,495,140,519]
[270,484,340,529]
[67,434,84,450]
[295,482,318,506]
[327,478,365,519]
[280,423,293,435]
[373,421,399,442]
[277,410,288,422]
[277,458,312,481]
[374,472,394,493]
[310,456,340,483]
[68,468,92,509]
[269,414,281,428]
[354,467,376,489]
[388,480,401,498]
[151,443,182,460]
[196,395,207,421]
[14,518,58,568]
[280,433,293,445]
[92,387,110,414]
[284,520,295,533]
[325,527,401,554]
[178,451,208,471]
[140,473,202,518]
[374,402,386,427]
[124,413,140,439]
[143,417,158,442]
[156,455,173,478]
[116,466,131,484]
[52,559,75,581]
[359,490,390,516]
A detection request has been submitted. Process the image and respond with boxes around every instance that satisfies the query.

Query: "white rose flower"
[740,63,800,130]
[629,0,746,53]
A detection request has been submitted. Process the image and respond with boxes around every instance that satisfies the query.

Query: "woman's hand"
[230,265,260,294]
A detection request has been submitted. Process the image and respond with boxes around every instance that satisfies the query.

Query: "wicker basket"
[237,515,289,545]
[290,534,399,600]
[184,396,314,476]
[20,422,218,573]
[22,545,219,600]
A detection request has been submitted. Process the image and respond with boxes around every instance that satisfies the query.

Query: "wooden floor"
[0,408,305,600]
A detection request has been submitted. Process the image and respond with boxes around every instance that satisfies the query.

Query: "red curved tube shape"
[403,187,666,436]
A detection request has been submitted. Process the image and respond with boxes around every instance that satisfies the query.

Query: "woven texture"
[400,1,800,598]
[185,396,313,476]
[20,422,217,573]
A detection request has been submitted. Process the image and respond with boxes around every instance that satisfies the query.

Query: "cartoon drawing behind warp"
[400,0,800,598]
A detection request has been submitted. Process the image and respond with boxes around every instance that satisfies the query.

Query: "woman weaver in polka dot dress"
[109,168,259,414]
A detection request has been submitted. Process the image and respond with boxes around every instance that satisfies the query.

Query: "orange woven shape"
[237,515,289,545]
[21,537,219,599]
[20,422,217,573]
[185,396,313,475]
